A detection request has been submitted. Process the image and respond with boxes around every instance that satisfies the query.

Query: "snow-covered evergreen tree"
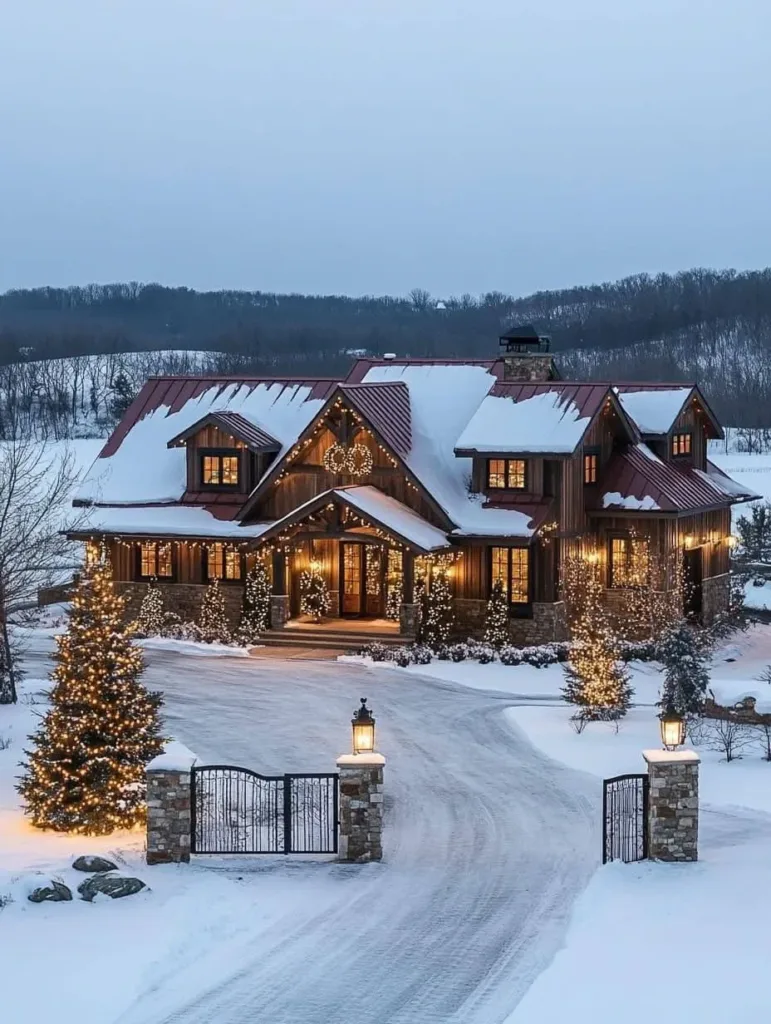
[134,579,166,636]
[235,561,271,643]
[198,577,232,643]
[300,565,330,622]
[18,553,164,833]
[418,564,454,649]
[658,618,710,714]
[483,578,509,648]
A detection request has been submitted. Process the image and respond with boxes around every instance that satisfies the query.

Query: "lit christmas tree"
[484,577,509,648]
[235,560,271,644]
[300,563,330,622]
[133,579,166,637]
[385,549,403,621]
[658,618,710,714]
[18,551,164,834]
[562,556,633,723]
[198,577,232,642]
[418,562,455,649]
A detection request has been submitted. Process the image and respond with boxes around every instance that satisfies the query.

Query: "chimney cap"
[499,324,550,353]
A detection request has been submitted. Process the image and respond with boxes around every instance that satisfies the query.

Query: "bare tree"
[702,716,754,762]
[0,440,87,703]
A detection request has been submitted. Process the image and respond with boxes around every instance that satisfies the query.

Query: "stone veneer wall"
[116,581,243,628]
[146,768,193,865]
[453,598,567,645]
[336,755,385,862]
[643,751,699,862]
[702,573,730,625]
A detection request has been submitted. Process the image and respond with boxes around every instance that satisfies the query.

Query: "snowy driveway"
[95,651,597,1024]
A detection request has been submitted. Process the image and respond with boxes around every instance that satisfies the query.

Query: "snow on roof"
[336,486,449,551]
[614,387,691,434]
[360,363,538,535]
[699,462,761,501]
[77,504,274,539]
[455,390,592,454]
[603,491,661,511]
[77,381,324,504]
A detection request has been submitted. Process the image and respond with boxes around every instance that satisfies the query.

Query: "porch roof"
[253,486,452,554]
[70,503,276,540]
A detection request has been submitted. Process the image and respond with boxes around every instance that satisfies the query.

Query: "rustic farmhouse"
[72,331,756,643]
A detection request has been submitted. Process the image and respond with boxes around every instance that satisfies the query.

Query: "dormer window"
[488,459,526,490]
[201,450,240,488]
[671,433,692,457]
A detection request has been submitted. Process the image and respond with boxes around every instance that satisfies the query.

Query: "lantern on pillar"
[660,702,686,751]
[351,697,376,755]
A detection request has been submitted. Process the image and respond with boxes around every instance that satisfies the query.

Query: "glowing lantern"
[351,698,376,755]
[660,703,686,751]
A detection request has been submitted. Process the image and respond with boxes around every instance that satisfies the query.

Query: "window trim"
[204,542,244,583]
[583,449,599,485]
[671,432,693,458]
[199,448,242,489]
[489,544,533,614]
[136,541,175,581]
[487,458,528,491]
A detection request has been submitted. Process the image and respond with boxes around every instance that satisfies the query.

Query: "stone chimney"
[499,325,559,382]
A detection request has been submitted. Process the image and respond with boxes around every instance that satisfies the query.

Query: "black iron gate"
[602,774,649,863]
[191,765,338,855]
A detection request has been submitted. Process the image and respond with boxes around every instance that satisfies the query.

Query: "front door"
[342,542,364,616]
[683,547,703,619]
[341,543,384,617]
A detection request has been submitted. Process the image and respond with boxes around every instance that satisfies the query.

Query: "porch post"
[270,550,290,629]
[399,550,417,636]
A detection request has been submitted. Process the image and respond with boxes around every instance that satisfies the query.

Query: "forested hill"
[2,267,771,424]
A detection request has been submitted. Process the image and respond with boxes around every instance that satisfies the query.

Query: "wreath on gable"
[322,441,374,478]
[323,443,349,474]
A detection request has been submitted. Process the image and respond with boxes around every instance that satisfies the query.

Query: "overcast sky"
[1,0,769,298]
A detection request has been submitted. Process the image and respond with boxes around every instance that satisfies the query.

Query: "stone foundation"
[453,598,567,645]
[116,581,243,628]
[270,594,290,629]
[643,750,699,862]
[702,573,730,625]
[146,743,198,865]
[336,754,385,862]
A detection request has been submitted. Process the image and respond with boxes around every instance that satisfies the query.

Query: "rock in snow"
[78,875,146,902]
[28,881,73,903]
[72,855,118,873]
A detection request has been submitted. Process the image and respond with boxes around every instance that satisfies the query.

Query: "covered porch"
[252,485,455,635]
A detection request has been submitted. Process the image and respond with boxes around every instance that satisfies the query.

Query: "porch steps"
[260,628,409,652]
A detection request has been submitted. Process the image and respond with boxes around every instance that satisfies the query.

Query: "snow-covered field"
[4,616,771,1023]
[358,629,771,1024]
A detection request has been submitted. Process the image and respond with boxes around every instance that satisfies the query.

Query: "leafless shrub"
[752,722,771,761]
[0,734,10,750]
[702,716,755,762]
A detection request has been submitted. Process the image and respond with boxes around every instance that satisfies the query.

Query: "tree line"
[3,266,771,427]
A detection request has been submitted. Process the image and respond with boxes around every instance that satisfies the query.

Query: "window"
[206,543,242,581]
[139,541,173,579]
[583,452,598,484]
[491,546,530,604]
[201,451,240,487]
[671,432,692,457]
[487,459,527,490]
[609,536,648,588]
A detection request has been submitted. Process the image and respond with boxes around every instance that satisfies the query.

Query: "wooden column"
[402,551,414,604]
[272,550,286,594]
[270,549,289,628]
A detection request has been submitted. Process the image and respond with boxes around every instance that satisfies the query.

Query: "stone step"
[260,629,410,650]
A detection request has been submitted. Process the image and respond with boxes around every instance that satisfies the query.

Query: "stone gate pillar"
[146,742,198,865]
[642,749,700,862]
[335,753,385,862]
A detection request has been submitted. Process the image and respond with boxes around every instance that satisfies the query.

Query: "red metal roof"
[594,445,733,514]
[167,411,280,451]
[339,382,412,456]
[100,376,336,457]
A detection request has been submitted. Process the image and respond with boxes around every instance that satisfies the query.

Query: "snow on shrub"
[450,643,469,662]
[411,645,433,665]
[392,647,414,668]
[499,645,522,666]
